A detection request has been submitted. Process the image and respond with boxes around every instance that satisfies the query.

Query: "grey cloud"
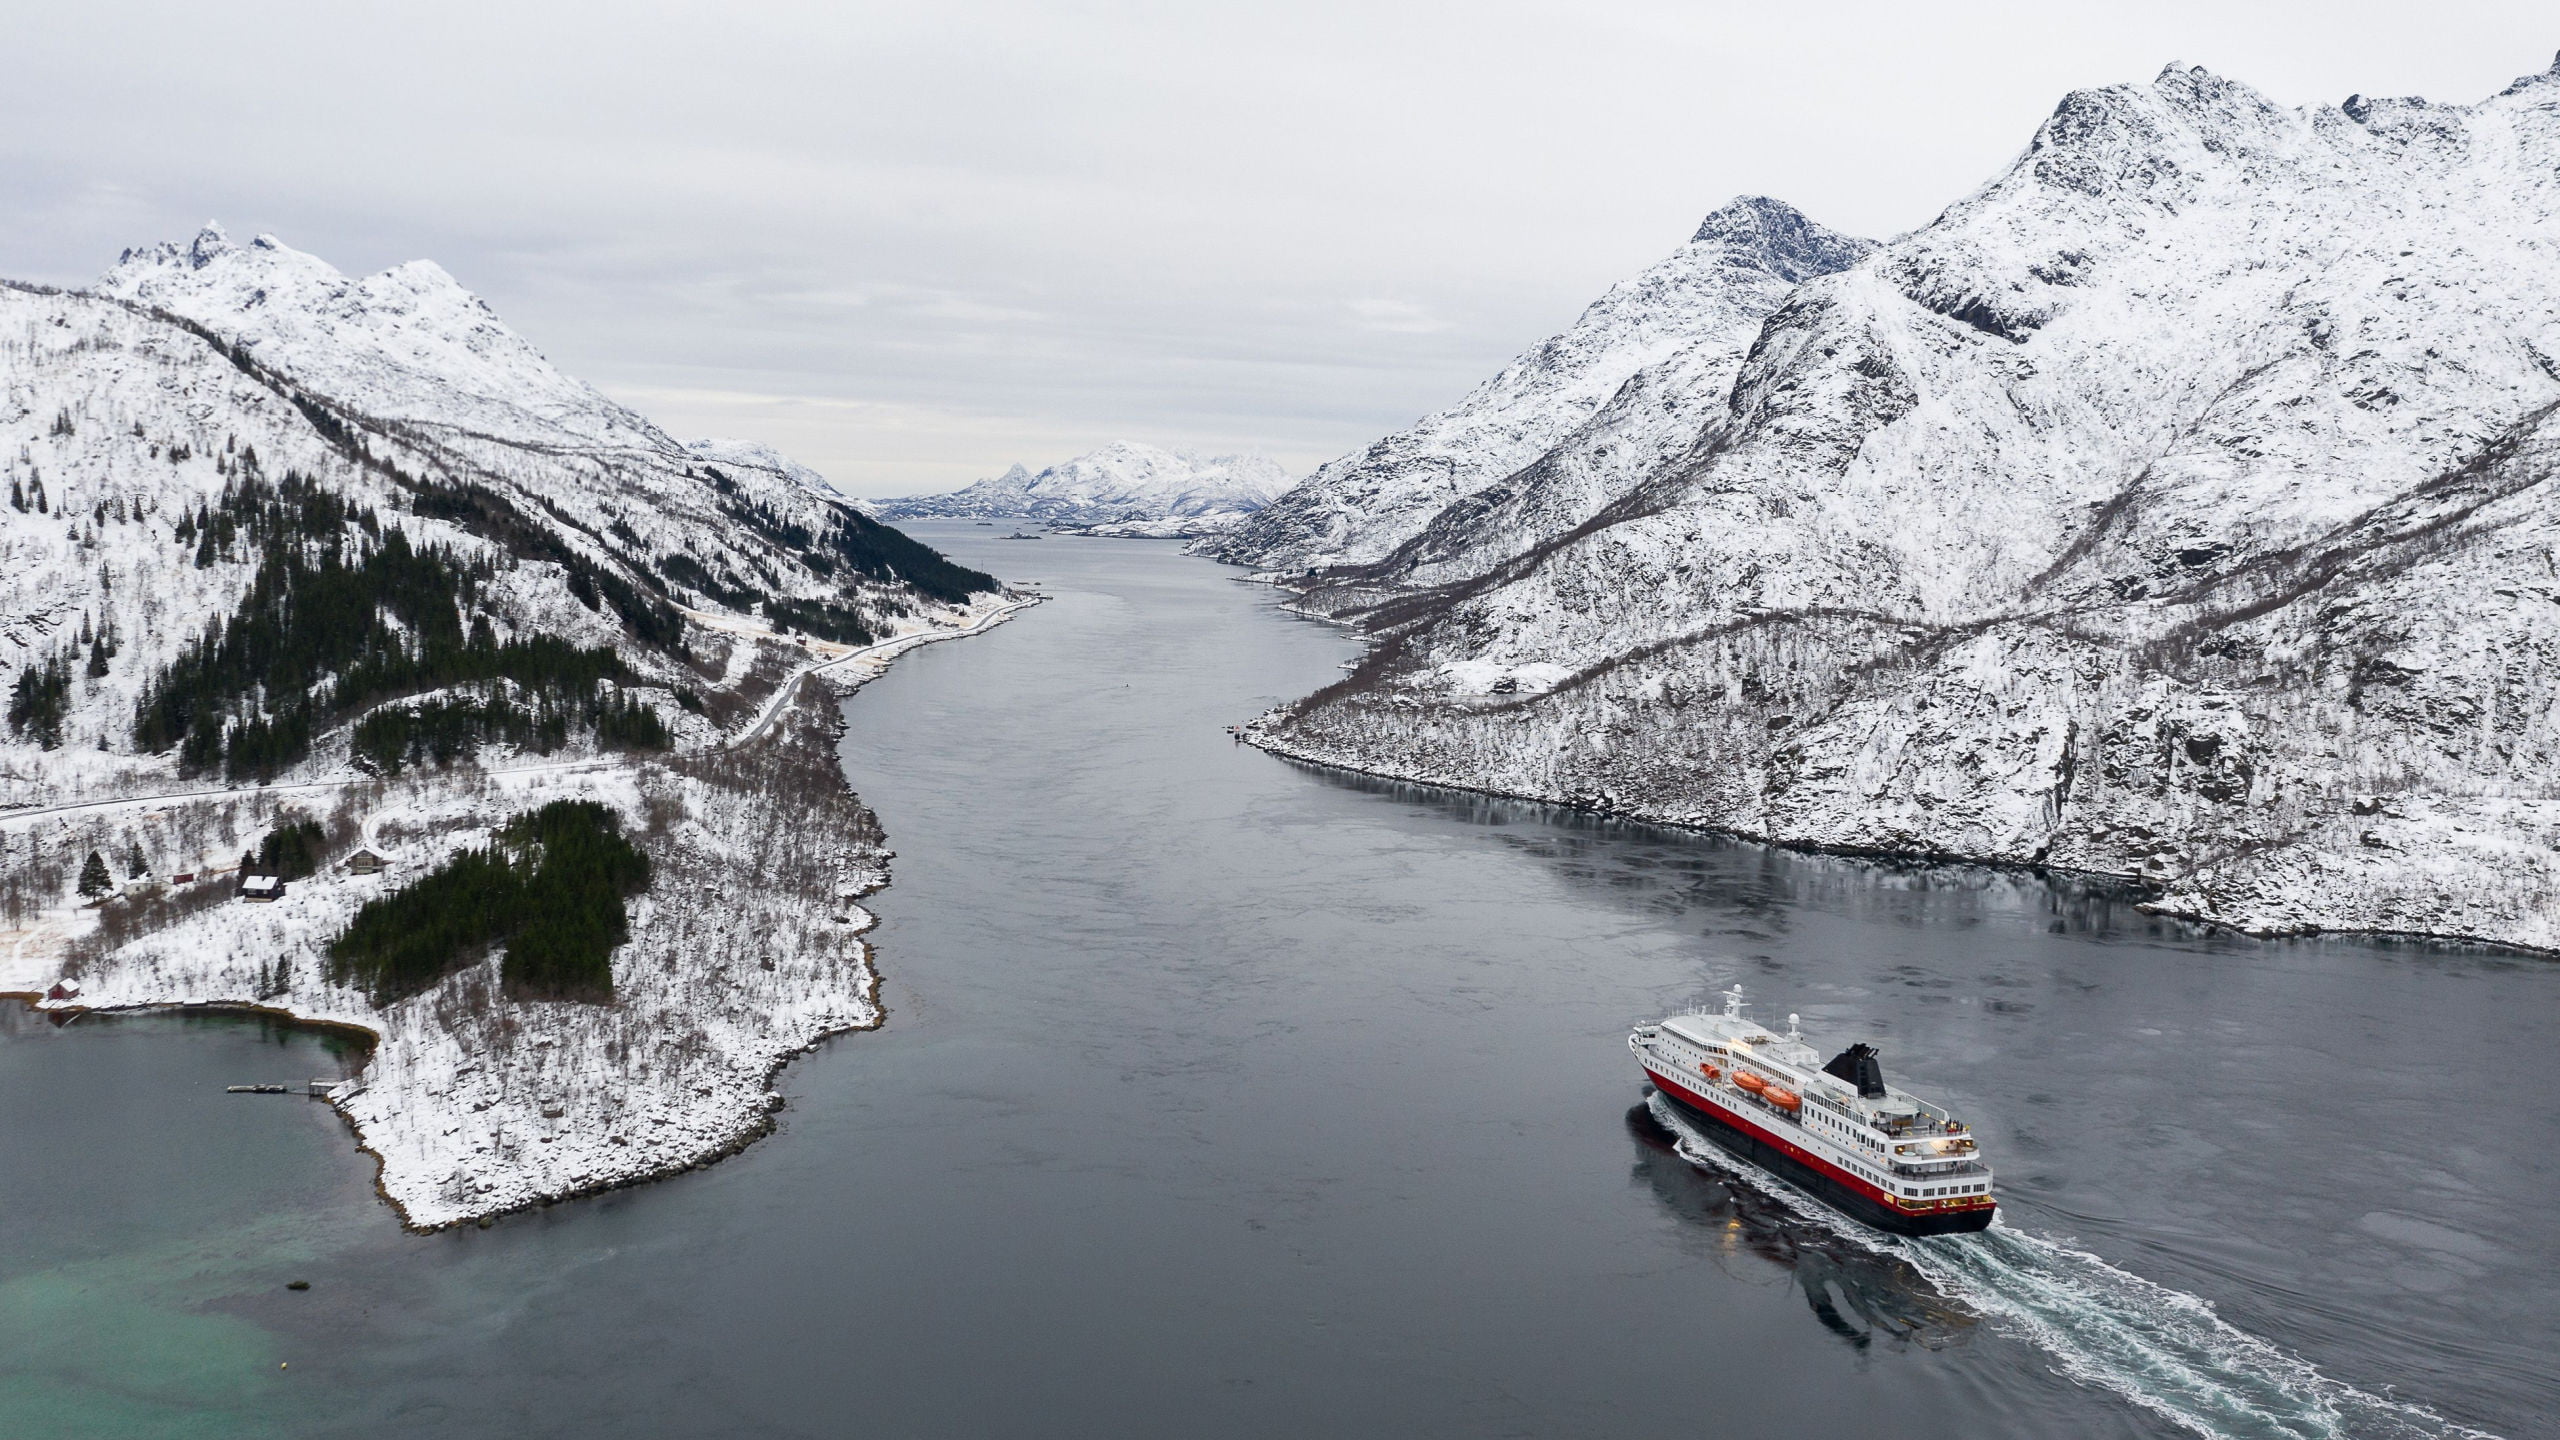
[3,0,2550,493]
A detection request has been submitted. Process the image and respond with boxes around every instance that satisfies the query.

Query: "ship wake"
[1645,1093,2493,1440]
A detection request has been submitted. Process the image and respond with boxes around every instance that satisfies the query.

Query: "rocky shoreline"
[1241,696,2560,961]
[11,600,1031,1231]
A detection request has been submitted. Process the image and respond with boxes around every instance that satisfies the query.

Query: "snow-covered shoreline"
[1240,712,2560,959]
[1219,60,2560,960]
[1234,567,2560,960]
[5,596,1036,1231]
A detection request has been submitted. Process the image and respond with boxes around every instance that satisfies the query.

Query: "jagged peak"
[112,220,242,274]
[189,221,233,267]
[2497,50,2560,97]
[2148,61,2292,126]
[100,223,349,298]
[1687,196,1874,283]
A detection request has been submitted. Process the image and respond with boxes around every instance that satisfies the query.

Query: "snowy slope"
[99,226,654,453]
[683,436,855,504]
[1206,197,1874,571]
[872,440,1288,534]
[2,229,1022,1228]
[1257,56,2560,952]
[2,230,995,801]
[89,225,986,636]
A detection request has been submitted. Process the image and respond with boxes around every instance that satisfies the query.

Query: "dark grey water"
[4,524,2553,1439]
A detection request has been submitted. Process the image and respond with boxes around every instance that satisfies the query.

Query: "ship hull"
[1645,1070,1995,1238]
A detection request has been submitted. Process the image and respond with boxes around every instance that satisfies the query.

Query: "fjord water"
[5,525,2553,1439]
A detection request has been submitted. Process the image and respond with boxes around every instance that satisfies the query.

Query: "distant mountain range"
[1236,54,2560,953]
[871,441,1289,536]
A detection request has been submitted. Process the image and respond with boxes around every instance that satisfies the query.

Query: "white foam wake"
[1644,1093,2494,1440]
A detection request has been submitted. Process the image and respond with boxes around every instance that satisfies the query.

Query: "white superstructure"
[1630,987,1995,1232]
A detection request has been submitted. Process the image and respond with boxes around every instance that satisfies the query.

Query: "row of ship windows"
[1845,1160,1988,1202]
[1812,1106,1884,1153]
[1663,1045,1985,1203]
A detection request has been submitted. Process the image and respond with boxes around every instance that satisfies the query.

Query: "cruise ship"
[1630,988,1995,1235]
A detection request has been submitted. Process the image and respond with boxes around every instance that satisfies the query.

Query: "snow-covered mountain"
[1204,197,1874,572]
[3,227,1024,1228]
[872,441,1288,535]
[1252,55,2560,953]
[4,225,994,796]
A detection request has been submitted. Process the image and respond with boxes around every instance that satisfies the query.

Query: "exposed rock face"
[1255,58,2560,950]
[1203,196,1875,573]
[873,440,1288,535]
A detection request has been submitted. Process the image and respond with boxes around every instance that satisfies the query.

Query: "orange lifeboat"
[1697,1063,1721,1080]
[1764,1086,1802,1111]
[1734,1071,1769,1096]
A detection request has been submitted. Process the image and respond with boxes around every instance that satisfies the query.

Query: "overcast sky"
[3,2,2553,495]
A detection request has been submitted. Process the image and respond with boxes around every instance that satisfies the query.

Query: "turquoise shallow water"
[0,1008,370,1439]
[4,526,2551,1438]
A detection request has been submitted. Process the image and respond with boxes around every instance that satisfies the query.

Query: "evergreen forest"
[133,470,668,780]
[327,800,649,1006]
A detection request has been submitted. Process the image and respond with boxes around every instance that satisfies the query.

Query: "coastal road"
[0,594,1041,835]
[729,593,1041,747]
[0,593,1039,987]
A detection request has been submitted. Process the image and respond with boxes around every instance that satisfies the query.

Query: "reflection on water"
[1286,759,2194,946]
[1624,1103,1975,1352]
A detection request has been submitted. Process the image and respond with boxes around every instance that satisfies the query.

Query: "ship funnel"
[1823,1042,1889,1099]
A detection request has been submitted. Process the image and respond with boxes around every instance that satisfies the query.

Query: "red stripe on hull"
[1641,1061,1994,1234]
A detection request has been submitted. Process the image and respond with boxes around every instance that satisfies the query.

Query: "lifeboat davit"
[1734,1071,1769,1095]
[1765,1087,1802,1111]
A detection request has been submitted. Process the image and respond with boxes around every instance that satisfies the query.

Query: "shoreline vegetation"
[2,594,1035,1230]
[1233,573,2560,963]
[1239,720,2560,962]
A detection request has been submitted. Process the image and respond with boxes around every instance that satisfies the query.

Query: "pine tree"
[7,653,72,749]
[77,850,111,897]
[31,476,46,513]
[86,639,108,678]
[125,840,148,878]
[7,477,20,511]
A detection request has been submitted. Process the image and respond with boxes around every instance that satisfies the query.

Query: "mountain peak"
[1689,196,1874,284]
[189,222,233,268]
[2498,51,2560,96]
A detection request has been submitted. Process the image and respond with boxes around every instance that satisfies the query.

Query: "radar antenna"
[1787,1012,1802,1041]
[1723,985,1746,1019]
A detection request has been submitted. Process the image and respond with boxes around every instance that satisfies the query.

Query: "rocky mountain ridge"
[872,440,1288,535]
[3,226,1020,1229]
[4,225,995,798]
[1249,55,2560,952]
[1203,196,1875,573]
